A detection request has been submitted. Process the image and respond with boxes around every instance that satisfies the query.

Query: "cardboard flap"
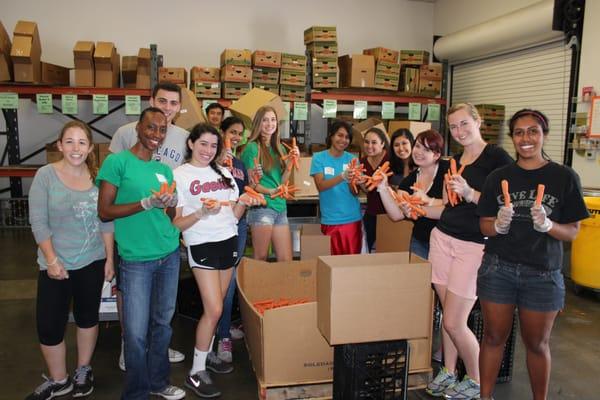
[10,36,34,60]
[13,20,38,37]
[73,41,94,58]
[94,42,115,63]
[228,88,287,129]
[173,88,208,131]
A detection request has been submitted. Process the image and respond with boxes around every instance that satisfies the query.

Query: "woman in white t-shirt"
[172,123,260,398]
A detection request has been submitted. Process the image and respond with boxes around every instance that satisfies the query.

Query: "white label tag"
[324,167,335,176]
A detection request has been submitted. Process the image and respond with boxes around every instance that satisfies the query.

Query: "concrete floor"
[1,228,599,400]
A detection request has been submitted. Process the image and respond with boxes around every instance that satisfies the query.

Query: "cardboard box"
[73,41,94,87]
[0,21,13,81]
[41,62,69,85]
[252,67,279,85]
[281,53,307,71]
[238,258,334,386]
[376,61,401,78]
[220,48,252,67]
[46,142,62,164]
[97,142,110,166]
[94,41,120,88]
[317,252,433,345]
[11,21,42,83]
[252,50,281,68]
[363,47,399,63]
[388,120,431,136]
[374,74,399,91]
[222,82,252,100]
[191,66,220,82]
[351,118,386,149]
[420,63,442,81]
[307,42,338,59]
[300,224,331,260]
[304,26,337,44]
[280,69,306,87]
[228,88,286,129]
[312,71,338,89]
[311,58,338,74]
[400,50,430,65]
[220,64,252,83]
[375,215,412,253]
[121,56,137,88]
[476,104,505,121]
[338,54,374,89]
[136,48,150,89]
[290,157,318,198]
[400,65,420,93]
[280,85,306,102]
[253,83,279,95]
[418,79,441,96]
[159,67,187,85]
[192,81,221,99]
[173,88,208,131]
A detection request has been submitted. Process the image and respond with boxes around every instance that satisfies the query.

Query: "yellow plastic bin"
[571,189,600,292]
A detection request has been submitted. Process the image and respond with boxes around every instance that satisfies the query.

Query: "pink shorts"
[428,228,484,300]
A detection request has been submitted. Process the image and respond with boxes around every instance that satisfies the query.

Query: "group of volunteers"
[26,78,588,400]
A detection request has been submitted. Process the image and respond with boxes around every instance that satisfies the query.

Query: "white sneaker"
[150,384,186,400]
[168,348,185,363]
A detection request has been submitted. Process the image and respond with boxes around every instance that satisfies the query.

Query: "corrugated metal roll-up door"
[450,40,572,163]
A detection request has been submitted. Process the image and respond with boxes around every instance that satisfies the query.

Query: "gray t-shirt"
[29,165,114,271]
[109,121,189,169]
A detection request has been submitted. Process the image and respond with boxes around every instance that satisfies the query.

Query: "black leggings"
[36,259,105,346]
[363,213,377,253]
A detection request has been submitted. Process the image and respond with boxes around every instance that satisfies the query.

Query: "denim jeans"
[119,249,180,400]
[217,217,248,339]
[410,236,430,260]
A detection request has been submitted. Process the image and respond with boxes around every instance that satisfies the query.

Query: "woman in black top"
[388,128,415,187]
[477,109,589,400]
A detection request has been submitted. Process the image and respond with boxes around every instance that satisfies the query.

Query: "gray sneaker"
[426,367,458,397]
[185,371,221,398]
[206,351,233,374]
[150,384,186,400]
[217,338,233,363]
[444,375,480,399]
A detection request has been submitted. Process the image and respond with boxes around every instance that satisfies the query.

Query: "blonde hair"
[447,103,481,123]
[58,121,97,180]
[247,106,285,171]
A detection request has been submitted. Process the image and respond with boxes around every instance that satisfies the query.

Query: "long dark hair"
[186,123,234,188]
[326,120,353,148]
[389,128,415,175]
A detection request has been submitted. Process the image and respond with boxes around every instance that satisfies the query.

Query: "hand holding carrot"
[282,138,300,171]
[531,184,552,232]
[238,192,263,207]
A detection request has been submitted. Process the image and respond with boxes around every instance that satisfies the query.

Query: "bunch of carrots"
[501,179,545,207]
[445,158,466,206]
[200,198,230,209]
[388,187,427,219]
[364,161,392,191]
[282,138,300,172]
[243,186,267,206]
[152,181,176,196]
[347,158,366,192]
[253,298,310,315]
[270,181,299,200]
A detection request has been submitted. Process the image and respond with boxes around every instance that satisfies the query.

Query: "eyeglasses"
[448,120,470,132]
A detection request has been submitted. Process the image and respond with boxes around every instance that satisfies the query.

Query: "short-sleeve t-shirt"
[174,163,239,246]
[96,150,180,261]
[478,162,589,271]
[437,145,513,243]
[240,141,286,213]
[310,150,361,225]
[361,154,389,216]
[399,159,449,244]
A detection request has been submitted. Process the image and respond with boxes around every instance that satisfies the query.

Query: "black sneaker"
[185,371,221,398]
[72,365,93,398]
[206,352,233,374]
[25,374,73,400]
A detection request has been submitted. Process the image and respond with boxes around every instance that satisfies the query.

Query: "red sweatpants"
[321,220,362,255]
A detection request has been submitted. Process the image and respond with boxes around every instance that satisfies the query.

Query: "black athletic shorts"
[188,236,238,270]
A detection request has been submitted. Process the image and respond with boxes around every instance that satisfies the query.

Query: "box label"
[93,94,109,115]
[125,95,141,115]
[353,100,367,119]
[282,101,291,121]
[427,103,440,121]
[0,93,18,109]
[61,95,78,115]
[293,102,308,121]
[323,99,337,118]
[408,102,421,121]
[36,94,53,114]
[381,101,395,120]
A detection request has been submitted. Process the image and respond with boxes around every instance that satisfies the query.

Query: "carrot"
[534,184,545,207]
[223,137,233,169]
[450,158,458,175]
[501,180,511,207]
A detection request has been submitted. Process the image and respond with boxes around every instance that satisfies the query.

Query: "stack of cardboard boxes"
[476,104,505,144]
[338,54,375,89]
[94,42,120,88]
[305,26,338,89]
[419,62,443,97]
[73,41,95,87]
[252,50,281,95]
[121,56,137,88]
[220,49,252,100]
[10,20,41,83]
[0,21,12,82]
[190,66,221,99]
[365,47,401,91]
[159,66,187,88]
[399,50,429,94]
[136,48,151,89]
[279,53,307,102]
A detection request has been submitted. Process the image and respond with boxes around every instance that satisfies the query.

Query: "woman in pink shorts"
[426,103,512,399]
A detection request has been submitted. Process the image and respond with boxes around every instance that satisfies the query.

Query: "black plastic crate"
[457,308,517,383]
[333,340,409,400]
[0,198,30,228]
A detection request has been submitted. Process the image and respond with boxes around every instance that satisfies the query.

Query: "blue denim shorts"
[246,207,288,226]
[477,252,565,312]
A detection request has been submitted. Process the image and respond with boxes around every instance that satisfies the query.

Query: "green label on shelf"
[282,101,291,121]
[323,99,337,118]
[293,102,308,121]
[125,96,141,115]
[61,94,78,115]
[427,103,441,121]
[0,92,18,109]
[353,100,368,119]
[408,102,421,121]
[36,94,53,114]
[93,94,109,115]
[202,100,217,111]
[381,101,395,119]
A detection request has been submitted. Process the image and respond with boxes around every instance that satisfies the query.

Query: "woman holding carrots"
[240,106,299,261]
[359,127,390,252]
[27,121,114,400]
[377,129,448,259]
[425,103,513,400]
[310,120,362,255]
[388,128,415,187]
[477,109,588,400]
[172,123,262,398]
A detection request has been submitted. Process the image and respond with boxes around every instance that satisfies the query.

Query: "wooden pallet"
[257,369,433,399]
